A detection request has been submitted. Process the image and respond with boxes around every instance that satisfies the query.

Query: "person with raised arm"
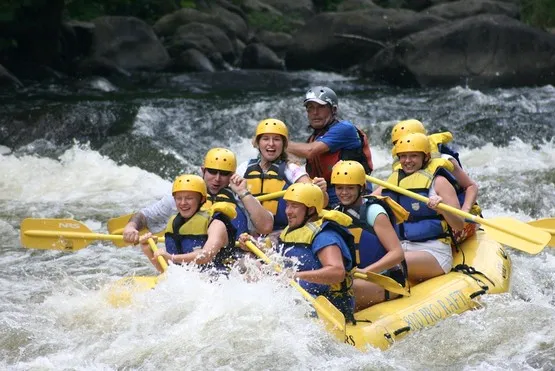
[122,148,273,244]
[237,118,327,232]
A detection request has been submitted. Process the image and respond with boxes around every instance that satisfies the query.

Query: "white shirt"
[140,192,252,234]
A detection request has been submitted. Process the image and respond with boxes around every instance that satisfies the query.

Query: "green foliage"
[247,11,298,33]
[520,0,555,28]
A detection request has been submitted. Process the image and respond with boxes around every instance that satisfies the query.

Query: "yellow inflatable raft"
[346,230,511,350]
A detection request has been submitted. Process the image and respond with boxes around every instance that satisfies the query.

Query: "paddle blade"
[313,295,347,342]
[527,219,555,247]
[354,272,410,297]
[484,217,551,254]
[20,218,94,251]
[106,276,160,307]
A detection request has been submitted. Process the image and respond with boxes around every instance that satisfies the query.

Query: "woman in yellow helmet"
[139,174,239,273]
[374,133,464,282]
[391,119,480,244]
[331,161,407,310]
[237,118,327,231]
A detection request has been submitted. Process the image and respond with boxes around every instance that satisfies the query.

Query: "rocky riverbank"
[1,0,555,88]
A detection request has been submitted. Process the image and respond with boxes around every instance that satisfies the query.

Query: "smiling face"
[202,167,232,194]
[173,190,203,218]
[335,184,361,206]
[398,151,427,174]
[257,134,284,162]
[305,101,334,129]
[285,200,309,229]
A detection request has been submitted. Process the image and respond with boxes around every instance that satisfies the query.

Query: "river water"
[1,71,555,370]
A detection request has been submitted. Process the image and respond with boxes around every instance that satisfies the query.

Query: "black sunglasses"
[205,168,232,176]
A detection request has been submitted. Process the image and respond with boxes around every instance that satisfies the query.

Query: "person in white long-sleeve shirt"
[122,148,274,244]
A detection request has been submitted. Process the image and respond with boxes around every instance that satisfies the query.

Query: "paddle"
[353,271,410,296]
[366,175,550,255]
[244,240,346,342]
[107,238,165,307]
[527,218,555,247]
[20,218,166,251]
[107,190,288,246]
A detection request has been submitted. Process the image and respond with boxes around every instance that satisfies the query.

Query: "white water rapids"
[1,83,555,370]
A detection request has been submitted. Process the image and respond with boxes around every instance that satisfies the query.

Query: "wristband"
[239,191,251,200]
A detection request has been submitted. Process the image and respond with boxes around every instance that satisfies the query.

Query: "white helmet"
[304,86,338,108]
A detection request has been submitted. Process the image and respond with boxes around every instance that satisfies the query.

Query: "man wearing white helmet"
[287,86,374,206]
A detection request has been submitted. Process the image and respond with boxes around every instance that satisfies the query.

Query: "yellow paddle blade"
[21,218,94,251]
[244,241,346,341]
[106,213,133,235]
[314,296,347,341]
[106,275,160,307]
[354,271,410,297]
[527,219,555,247]
[484,217,551,255]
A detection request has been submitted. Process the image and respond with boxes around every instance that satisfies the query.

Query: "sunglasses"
[205,168,232,176]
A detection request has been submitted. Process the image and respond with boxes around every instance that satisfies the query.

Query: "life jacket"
[336,197,397,268]
[203,187,249,238]
[243,159,290,230]
[306,120,373,183]
[278,210,356,322]
[383,157,458,245]
[391,134,481,245]
[164,203,238,270]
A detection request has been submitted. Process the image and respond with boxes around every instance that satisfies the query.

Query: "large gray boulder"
[79,16,169,74]
[154,7,248,42]
[170,22,236,64]
[241,43,284,69]
[425,0,519,20]
[261,0,315,18]
[363,14,555,88]
[285,8,445,71]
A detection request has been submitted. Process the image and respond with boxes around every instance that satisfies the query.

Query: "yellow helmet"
[391,119,426,144]
[255,118,289,139]
[203,148,237,172]
[283,183,324,214]
[172,174,207,197]
[330,161,366,187]
[394,133,431,155]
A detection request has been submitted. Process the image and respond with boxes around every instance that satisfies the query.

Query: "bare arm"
[295,245,346,285]
[229,173,274,234]
[168,219,229,265]
[287,140,329,160]
[433,176,464,231]
[123,213,147,243]
[359,213,404,274]
[449,159,478,212]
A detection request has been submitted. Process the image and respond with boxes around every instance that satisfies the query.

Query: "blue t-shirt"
[315,120,361,152]
[312,229,353,270]
[315,120,370,205]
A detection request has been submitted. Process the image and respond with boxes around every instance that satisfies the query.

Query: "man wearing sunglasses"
[122,148,274,244]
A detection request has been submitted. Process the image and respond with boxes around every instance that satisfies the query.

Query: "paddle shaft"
[245,241,345,333]
[109,190,287,235]
[23,230,166,243]
[367,175,545,245]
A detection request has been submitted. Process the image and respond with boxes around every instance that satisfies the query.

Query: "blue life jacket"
[164,210,237,270]
[204,187,249,239]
